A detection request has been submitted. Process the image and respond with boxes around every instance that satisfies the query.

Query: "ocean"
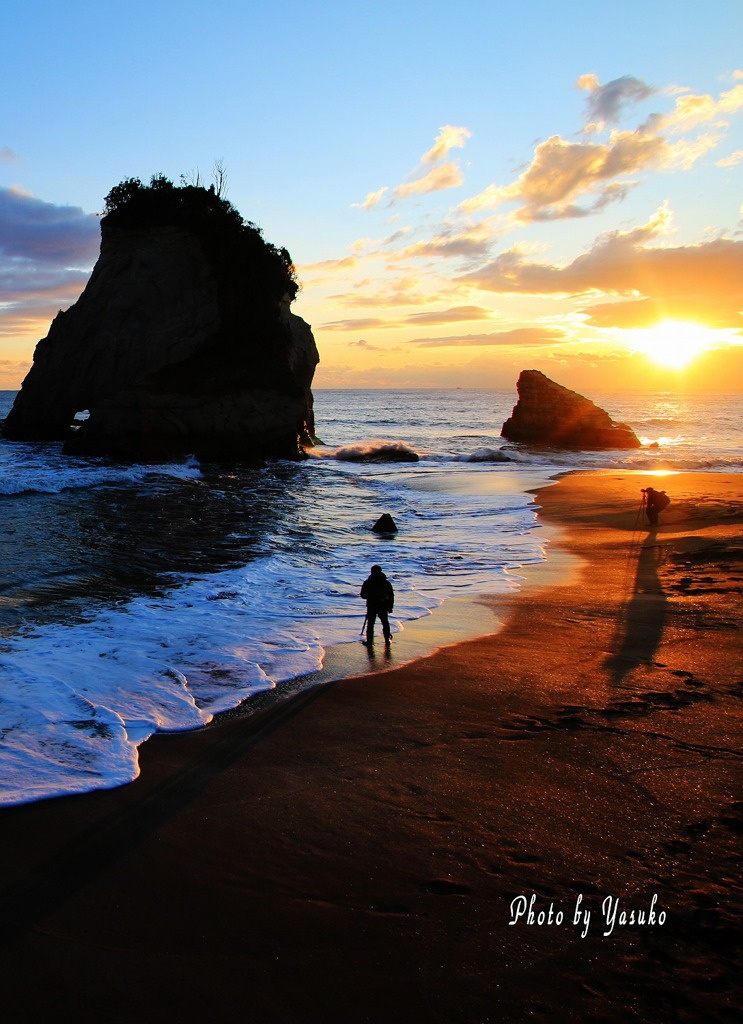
[1,387,741,806]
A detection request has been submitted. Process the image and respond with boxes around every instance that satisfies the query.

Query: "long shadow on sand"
[0,682,330,948]
[603,529,667,686]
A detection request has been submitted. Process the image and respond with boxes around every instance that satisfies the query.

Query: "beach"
[0,469,740,1023]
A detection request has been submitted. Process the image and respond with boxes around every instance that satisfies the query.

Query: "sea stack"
[3,176,319,461]
[501,370,641,449]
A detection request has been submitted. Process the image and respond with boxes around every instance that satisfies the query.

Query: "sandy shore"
[0,471,740,1023]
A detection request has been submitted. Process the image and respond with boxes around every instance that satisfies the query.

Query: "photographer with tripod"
[641,486,671,526]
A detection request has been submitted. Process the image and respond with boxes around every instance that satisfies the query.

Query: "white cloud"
[421,125,472,164]
[354,126,472,212]
[716,149,743,168]
[352,186,388,210]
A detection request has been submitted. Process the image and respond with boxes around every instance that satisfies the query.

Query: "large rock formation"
[4,177,319,461]
[501,370,641,449]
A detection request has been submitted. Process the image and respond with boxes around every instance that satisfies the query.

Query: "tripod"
[633,492,647,531]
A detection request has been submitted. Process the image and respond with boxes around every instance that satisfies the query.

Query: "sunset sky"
[2,0,742,392]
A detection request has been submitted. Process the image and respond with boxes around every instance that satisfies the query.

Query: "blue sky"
[2,0,742,390]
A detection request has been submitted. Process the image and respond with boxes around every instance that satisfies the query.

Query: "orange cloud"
[410,327,568,347]
[461,75,743,224]
[395,221,496,262]
[392,161,464,201]
[321,305,494,331]
[462,212,743,331]
[299,255,359,281]
[320,317,387,331]
[0,358,31,387]
[664,82,743,132]
[461,130,665,220]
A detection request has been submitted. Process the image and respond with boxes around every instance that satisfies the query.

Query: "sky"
[2,0,742,393]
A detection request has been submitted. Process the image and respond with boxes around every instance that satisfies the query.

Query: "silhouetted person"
[642,486,670,526]
[360,564,394,645]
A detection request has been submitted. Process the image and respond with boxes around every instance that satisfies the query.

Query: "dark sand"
[0,471,740,1023]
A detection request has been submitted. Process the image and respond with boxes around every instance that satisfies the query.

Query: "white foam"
[456,447,515,463]
[0,442,202,495]
[330,439,420,461]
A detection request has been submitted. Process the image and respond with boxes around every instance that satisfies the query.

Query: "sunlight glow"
[628,320,723,369]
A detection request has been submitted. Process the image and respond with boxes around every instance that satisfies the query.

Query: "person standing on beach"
[360,565,394,645]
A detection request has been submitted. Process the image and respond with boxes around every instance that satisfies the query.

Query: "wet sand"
[0,471,740,1023]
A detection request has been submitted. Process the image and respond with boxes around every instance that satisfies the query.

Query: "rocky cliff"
[4,177,319,461]
[501,370,641,449]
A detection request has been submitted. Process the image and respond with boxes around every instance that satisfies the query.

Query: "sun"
[628,320,719,370]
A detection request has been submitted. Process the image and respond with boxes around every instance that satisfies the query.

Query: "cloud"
[352,186,388,210]
[328,279,457,310]
[321,305,494,332]
[403,305,493,326]
[462,208,743,330]
[0,186,99,267]
[717,149,743,168]
[576,298,661,329]
[0,187,101,345]
[322,221,497,282]
[353,125,472,212]
[461,76,743,224]
[395,221,497,262]
[461,130,665,220]
[0,357,32,388]
[666,131,723,170]
[0,266,92,306]
[421,125,472,164]
[0,357,31,372]
[663,82,743,132]
[321,316,388,331]
[410,327,568,347]
[577,74,655,128]
[392,161,464,201]
[299,254,359,280]
[1,146,18,162]
[348,339,384,351]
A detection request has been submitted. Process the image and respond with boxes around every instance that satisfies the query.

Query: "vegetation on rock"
[103,173,298,305]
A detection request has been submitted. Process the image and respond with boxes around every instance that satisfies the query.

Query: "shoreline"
[0,469,740,1022]
[232,464,567,718]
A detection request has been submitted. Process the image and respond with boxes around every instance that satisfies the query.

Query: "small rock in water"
[372,513,398,534]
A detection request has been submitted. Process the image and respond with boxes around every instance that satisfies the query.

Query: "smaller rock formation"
[372,514,398,534]
[501,370,641,449]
